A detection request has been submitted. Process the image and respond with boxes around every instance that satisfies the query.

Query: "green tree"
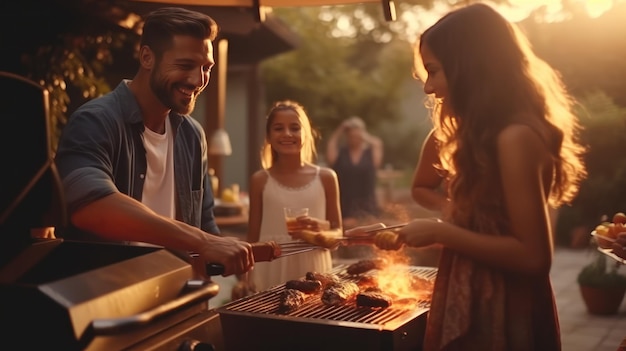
[555,91,626,245]
[0,0,139,148]
[261,0,509,168]
[522,2,626,107]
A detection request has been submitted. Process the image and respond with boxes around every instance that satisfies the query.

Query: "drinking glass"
[284,207,309,234]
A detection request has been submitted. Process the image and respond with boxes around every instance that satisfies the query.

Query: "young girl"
[246,100,342,291]
[372,3,586,350]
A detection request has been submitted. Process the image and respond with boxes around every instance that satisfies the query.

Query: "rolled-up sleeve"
[62,168,117,214]
[55,101,124,215]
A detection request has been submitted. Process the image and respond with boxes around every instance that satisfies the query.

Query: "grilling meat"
[321,281,360,306]
[306,271,340,288]
[285,279,323,294]
[356,290,393,308]
[346,258,386,275]
[277,288,307,314]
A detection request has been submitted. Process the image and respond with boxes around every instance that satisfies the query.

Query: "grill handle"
[206,263,225,275]
[88,280,219,336]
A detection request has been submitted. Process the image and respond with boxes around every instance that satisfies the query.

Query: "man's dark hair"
[140,7,219,58]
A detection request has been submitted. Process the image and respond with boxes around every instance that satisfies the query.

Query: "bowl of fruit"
[592,212,626,249]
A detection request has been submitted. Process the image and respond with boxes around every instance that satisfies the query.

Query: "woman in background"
[326,116,383,228]
[246,100,342,291]
[373,3,586,350]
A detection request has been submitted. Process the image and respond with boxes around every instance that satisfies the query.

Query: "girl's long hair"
[260,100,318,169]
[414,3,586,231]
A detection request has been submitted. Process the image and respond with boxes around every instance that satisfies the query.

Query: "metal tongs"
[281,222,407,250]
[201,223,407,275]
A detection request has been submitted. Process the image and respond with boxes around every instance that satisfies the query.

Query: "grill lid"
[0,72,66,246]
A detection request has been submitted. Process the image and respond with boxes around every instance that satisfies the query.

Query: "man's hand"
[195,235,254,277]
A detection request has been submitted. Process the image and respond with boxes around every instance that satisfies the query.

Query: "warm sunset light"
[498,0,614,21]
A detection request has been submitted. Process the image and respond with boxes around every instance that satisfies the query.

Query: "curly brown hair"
[414,3,587,232]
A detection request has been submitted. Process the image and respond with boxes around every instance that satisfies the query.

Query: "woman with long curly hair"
[372,3,587,350]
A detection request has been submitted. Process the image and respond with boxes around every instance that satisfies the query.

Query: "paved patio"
[551,247,626,351]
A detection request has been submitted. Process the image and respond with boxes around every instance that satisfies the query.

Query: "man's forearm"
[71,192,208,251]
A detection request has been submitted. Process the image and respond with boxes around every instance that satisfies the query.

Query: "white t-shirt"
[141,117,176,219]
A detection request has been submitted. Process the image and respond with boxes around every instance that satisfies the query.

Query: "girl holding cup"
[245,100,342,292]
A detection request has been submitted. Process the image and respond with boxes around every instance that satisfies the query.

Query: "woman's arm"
[366,133,384,169]
[411,130,448,212]
[320,167,343,233]
[325,124,345,166]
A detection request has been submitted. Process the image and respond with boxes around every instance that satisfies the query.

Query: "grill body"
[217,265,436,351]
[0,239,224,350]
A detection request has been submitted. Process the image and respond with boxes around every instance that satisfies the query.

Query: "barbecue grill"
[0,72,225,351]
[217,265,436,351]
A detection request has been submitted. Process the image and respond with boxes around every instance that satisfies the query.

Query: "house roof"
[126,2,300,64]
[131,0,381,6]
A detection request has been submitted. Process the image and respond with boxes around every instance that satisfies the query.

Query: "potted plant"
[577,248,626,315]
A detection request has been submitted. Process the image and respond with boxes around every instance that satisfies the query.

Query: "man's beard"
[150,70,197,115]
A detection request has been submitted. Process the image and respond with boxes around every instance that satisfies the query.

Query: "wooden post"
[205,38,229,196]
[382,0,396,21]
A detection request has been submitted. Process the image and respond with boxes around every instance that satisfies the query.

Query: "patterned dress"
[424,201,561,350]
[249,166,333,291]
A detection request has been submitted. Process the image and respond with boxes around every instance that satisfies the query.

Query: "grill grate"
[219,265,436,326]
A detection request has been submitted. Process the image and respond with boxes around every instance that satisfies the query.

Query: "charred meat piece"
[306,271,340,288]
[277,288,307,314]
[346,258,386,275]
[356,290,393,308]
[321,281,360,306]
[285,279,323,294]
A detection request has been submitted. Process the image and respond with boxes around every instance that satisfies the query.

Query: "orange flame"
[372,248,434,308]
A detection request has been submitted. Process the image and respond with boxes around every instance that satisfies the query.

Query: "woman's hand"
[381,218,443,249]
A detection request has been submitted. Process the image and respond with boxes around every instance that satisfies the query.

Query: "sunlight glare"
[497,0,613,22]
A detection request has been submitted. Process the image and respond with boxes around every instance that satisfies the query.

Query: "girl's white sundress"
[250,166,333,291]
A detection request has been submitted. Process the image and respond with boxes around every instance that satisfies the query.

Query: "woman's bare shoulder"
[497,124,551,164]
[497,124,545,148]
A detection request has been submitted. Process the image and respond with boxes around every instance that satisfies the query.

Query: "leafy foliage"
[22,32,131,149]
[0,0,139,149]
[261,5,419,168]
[523,2,626,107]
[577,250,626,288]
[566,92,626,227]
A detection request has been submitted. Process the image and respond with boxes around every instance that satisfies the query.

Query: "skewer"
[362,223,408,234]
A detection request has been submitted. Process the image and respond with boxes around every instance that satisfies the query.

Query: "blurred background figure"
[244,100,342,294]
[326,116,383,229]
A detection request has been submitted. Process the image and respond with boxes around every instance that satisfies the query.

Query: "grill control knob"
[179,340,215,351]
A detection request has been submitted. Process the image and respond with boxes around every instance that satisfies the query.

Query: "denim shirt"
[55,80,220,240]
